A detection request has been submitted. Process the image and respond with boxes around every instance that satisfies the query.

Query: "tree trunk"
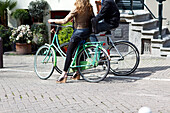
[0,11,7,27]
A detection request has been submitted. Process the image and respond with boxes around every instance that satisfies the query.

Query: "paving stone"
[0,55,170,112]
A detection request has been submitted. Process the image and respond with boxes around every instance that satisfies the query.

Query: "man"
[90,0,120,41]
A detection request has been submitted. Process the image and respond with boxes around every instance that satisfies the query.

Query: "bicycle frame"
[44,24,105,70]
[96,33,124,60]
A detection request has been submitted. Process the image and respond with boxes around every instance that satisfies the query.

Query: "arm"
[95,1,110,21]
[48,7,77,24]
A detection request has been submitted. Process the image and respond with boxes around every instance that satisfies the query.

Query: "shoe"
[56,76,67,83]
[56,72,67,83]
[71,72,80,80]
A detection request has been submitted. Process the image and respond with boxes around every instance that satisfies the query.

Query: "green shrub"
[28,0,49,22]
[31,23,48,48]
[0,25,12,52]
[58,22,73,45]
[12,9,29,25]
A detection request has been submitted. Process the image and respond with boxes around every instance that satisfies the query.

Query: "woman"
[48,0,94,83]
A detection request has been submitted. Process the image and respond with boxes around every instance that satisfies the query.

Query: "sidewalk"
[0,55,170,113]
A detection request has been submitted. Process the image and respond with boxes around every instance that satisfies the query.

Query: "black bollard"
[156,0,166,39]
[0,37,3,68]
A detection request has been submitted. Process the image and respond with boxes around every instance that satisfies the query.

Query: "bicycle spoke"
[34,45,54,80]
[109,41,140,76]
[77,46,110,82]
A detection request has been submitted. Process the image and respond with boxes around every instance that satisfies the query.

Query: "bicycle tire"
[108,40,140,76]
[34,45,55,80]
[77,45,110,82]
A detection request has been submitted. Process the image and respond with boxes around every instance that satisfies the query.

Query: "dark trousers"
[64,28,90,72]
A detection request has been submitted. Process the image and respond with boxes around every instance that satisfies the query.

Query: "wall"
[7,0,98,28]
[145,0,170,30]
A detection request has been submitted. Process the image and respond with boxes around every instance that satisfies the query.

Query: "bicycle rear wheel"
[34,45,55,80]
[108,41,140,76]
[77,46,110,82]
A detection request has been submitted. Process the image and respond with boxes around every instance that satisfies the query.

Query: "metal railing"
[129,0,166,39]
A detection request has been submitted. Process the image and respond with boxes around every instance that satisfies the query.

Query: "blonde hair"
[74,0,93,15]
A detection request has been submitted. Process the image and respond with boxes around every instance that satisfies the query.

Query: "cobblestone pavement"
[0,55,170,113]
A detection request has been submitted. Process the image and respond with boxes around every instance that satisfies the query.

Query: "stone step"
[120,11,151,22]
[163,34,170,47]
[150,35,170,57]
[143,19,158,30]
[131,19,158,31]
[141,26,168,39]
[133,13,151,22]
[160,47,170,57]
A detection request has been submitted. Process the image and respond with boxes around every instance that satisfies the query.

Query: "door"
[50,11,70,42]
[115,0,144,10]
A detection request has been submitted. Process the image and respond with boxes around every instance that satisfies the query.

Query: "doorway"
[115,0,144,10]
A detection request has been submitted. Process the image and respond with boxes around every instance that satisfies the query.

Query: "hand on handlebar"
[50,28,55,33]
[48,19,55,24]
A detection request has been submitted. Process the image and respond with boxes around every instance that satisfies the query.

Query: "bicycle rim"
[109,41,140,76]
[77,46,110,82]
[34,45,54,79]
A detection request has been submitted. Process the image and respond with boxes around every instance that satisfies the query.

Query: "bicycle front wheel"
[77,46,110,82]
[34,45,55,80]
[108,41,140,76]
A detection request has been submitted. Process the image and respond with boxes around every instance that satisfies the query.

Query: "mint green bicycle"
[34,24,110,82]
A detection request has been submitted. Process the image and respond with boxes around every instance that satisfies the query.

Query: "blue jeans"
[70,28,90,42]
[64,28,90,72]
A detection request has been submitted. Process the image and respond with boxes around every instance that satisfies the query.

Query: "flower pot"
[95,1,101,14]
[16,43,32,54]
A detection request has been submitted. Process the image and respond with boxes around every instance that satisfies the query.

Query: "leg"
[57,29,90,82]
[64,29,90,71]
[63,41,79,72]
[90,34,98,42]
[97,21,111,32]
[57,41,79,83]
[90,21,111,42]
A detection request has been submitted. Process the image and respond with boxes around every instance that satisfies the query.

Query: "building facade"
[4,0,170,56]
[6,0,169,29]
[7,0,98,28]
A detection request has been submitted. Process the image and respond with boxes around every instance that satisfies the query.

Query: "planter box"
[16,43,32,54]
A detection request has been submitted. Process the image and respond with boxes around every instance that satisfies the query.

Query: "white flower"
[10,25,33,43]
[26,25,30,29]
[16,36,20,40]
[27,40,31,44]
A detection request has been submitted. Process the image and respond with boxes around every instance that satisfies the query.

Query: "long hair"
[74,0,93,15]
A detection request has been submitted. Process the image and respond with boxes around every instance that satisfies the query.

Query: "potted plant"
[10,25,33,54]
[28,0,49,23]
[12,9,29,26]
[0,25,12,52]
[31,23,48,52]
[0,0,17,27]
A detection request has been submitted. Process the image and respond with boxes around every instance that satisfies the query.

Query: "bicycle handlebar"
[49,24,73,28]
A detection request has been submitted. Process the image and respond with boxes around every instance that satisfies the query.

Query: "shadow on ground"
[104,65,170,83]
